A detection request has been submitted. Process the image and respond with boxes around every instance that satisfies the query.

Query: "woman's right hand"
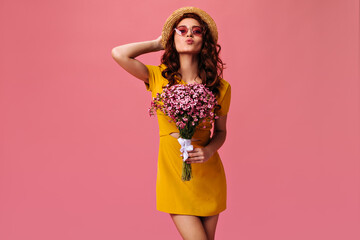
[155,35,164,51]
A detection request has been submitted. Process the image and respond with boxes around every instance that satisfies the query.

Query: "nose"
[186,28,193,37]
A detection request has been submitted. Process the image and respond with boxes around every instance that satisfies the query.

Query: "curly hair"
[160,13,226,97]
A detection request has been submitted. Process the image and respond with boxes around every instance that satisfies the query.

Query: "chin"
[177,51,201,55]
[176,47,202,54]
[175,44,202,53]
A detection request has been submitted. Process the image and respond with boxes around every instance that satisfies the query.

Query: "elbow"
[111,46,127,59]
[214,129,227,137]
[111,47,121,59]
[111,47,128,64]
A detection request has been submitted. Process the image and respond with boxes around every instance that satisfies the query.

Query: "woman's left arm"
[186,115,227,164]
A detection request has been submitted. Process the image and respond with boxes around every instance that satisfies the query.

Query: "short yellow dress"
[145,63,231,216]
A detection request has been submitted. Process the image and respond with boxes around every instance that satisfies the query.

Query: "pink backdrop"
[1,0,359,239]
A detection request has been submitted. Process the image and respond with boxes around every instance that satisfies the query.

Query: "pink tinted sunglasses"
[174,26,204,37]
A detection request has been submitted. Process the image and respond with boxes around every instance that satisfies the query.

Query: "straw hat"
[161,6,218,48]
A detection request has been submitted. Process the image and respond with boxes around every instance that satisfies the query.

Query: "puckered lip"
[186,39,194,44]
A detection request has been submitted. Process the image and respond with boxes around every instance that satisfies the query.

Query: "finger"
[187,148,203,156]
[186,160,202,164]
[191,153,203,158]
[186,156,204,163]
[188,150,203,157]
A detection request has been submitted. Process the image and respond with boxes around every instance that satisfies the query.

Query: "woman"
[111,7,231,240]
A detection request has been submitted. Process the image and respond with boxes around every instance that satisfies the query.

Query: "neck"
[178,54,200,83]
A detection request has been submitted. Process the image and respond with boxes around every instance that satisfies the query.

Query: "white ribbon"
[177,137,193,161]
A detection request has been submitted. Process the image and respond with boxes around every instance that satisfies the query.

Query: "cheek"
[195,40,203,49]
[174,36,182,49]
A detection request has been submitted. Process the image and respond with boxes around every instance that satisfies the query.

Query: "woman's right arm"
[111,36,164,83]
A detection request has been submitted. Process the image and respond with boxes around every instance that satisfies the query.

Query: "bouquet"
[149,83,219,181]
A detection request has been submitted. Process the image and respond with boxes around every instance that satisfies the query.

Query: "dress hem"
[156,207,227,217]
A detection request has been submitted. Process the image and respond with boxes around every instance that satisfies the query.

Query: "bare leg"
[200,214,219,240]
[170,214,208,240]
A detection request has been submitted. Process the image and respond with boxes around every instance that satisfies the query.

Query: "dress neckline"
[180,78,203,85]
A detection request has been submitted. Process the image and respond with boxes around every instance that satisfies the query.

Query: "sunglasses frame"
[174,25,204,37]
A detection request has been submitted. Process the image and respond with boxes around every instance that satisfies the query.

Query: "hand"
[154,35,164,51]
[185,147,214,164]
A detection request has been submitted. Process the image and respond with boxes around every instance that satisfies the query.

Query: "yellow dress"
[145,64,231,216]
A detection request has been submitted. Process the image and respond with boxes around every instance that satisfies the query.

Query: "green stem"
[179,124,197,181]
[181,161,192,181]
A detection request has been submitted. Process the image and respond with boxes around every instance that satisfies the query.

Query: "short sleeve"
[215,84,231,116]
[144,64,159,92]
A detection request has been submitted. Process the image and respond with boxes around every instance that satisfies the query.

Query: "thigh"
[170,214,207,240]
[201,214,219,240]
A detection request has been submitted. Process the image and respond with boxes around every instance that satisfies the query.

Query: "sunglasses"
[174,26,204,37]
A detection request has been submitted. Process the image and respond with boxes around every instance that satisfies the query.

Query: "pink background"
[1,0,359,239]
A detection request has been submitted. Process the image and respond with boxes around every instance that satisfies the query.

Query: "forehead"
[176,18,201,27]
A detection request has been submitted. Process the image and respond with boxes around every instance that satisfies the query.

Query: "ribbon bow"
[177,137,193,161]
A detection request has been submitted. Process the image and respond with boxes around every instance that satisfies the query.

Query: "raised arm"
[111,36,164,83]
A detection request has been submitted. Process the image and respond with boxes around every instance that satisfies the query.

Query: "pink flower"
[149,83,219,135]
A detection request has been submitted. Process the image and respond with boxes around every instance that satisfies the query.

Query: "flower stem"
[181,162,192,181]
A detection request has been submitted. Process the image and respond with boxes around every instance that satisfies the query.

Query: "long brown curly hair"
[160,13,225,97]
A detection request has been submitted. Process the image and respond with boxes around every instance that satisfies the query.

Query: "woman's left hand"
[185,147,214,164]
